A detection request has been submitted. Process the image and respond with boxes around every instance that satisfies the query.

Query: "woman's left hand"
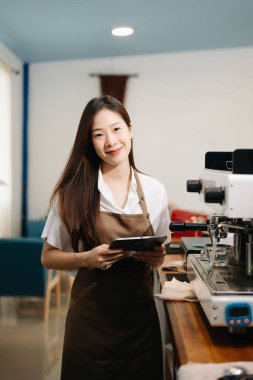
[132,245,166,268]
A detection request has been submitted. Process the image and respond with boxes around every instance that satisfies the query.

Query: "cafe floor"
[0,294,69,380]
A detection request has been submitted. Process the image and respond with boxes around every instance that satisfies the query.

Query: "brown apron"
[61,171,163,380]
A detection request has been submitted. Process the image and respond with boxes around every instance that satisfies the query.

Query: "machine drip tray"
[190,254,253,295]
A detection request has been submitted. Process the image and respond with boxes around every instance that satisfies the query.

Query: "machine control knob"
[186,180,202,193]
[204,187,225,204]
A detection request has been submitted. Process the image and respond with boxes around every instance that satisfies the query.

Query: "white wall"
[0,42,23,235]
[29,47,253,219]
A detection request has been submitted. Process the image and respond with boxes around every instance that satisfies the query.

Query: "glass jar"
[204,244,233,267]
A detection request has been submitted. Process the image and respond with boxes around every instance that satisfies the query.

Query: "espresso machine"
[170,149,253,332]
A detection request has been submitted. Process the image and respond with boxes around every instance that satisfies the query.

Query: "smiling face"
[91,108,133,171]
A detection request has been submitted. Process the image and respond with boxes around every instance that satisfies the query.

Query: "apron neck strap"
[133,170,149,219]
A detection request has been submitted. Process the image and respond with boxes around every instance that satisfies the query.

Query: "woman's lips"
[106,148,122,155]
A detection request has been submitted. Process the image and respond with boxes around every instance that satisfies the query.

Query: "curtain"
[99,75,129,104]
[0,65,11,237]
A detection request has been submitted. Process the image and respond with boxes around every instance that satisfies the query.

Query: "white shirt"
[98,169,170,238]
[42,169,170,254]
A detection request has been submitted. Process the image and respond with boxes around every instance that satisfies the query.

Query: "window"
[0,65,11,236]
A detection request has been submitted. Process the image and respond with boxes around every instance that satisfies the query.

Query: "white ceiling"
[0,0,253,63]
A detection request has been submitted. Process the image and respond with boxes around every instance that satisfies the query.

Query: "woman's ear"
[129,122,133,138]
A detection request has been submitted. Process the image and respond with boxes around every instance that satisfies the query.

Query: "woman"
[41,95,170,380]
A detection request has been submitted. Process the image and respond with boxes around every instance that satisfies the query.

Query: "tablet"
[109,235,167,251]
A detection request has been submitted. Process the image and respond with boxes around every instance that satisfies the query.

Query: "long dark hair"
[51,95,138,252]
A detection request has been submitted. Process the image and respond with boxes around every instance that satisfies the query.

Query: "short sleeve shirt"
[42,169,171,251]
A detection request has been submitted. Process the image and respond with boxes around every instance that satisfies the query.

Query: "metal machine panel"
[199,170,253,218]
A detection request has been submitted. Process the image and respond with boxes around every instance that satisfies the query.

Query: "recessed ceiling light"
[111,27,134,37]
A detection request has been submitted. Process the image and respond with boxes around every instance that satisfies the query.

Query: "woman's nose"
[105,133,116,146]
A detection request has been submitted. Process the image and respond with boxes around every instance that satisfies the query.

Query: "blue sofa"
[27,219,46,238]
[0,220,61,321]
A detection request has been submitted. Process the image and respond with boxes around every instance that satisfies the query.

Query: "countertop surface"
[158,254,253,366]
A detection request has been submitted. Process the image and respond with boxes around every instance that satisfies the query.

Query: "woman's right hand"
[79,244,128,270]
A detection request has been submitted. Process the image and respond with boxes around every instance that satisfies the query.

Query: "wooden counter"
[157,254,253,369]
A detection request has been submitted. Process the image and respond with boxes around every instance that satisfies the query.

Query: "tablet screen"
[109,235,167,251]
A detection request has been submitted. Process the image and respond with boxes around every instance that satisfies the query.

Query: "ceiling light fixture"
[111,27,134,37]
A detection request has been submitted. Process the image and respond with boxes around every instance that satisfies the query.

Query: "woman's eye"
[114,127,121,131]
[94,133,103,138]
